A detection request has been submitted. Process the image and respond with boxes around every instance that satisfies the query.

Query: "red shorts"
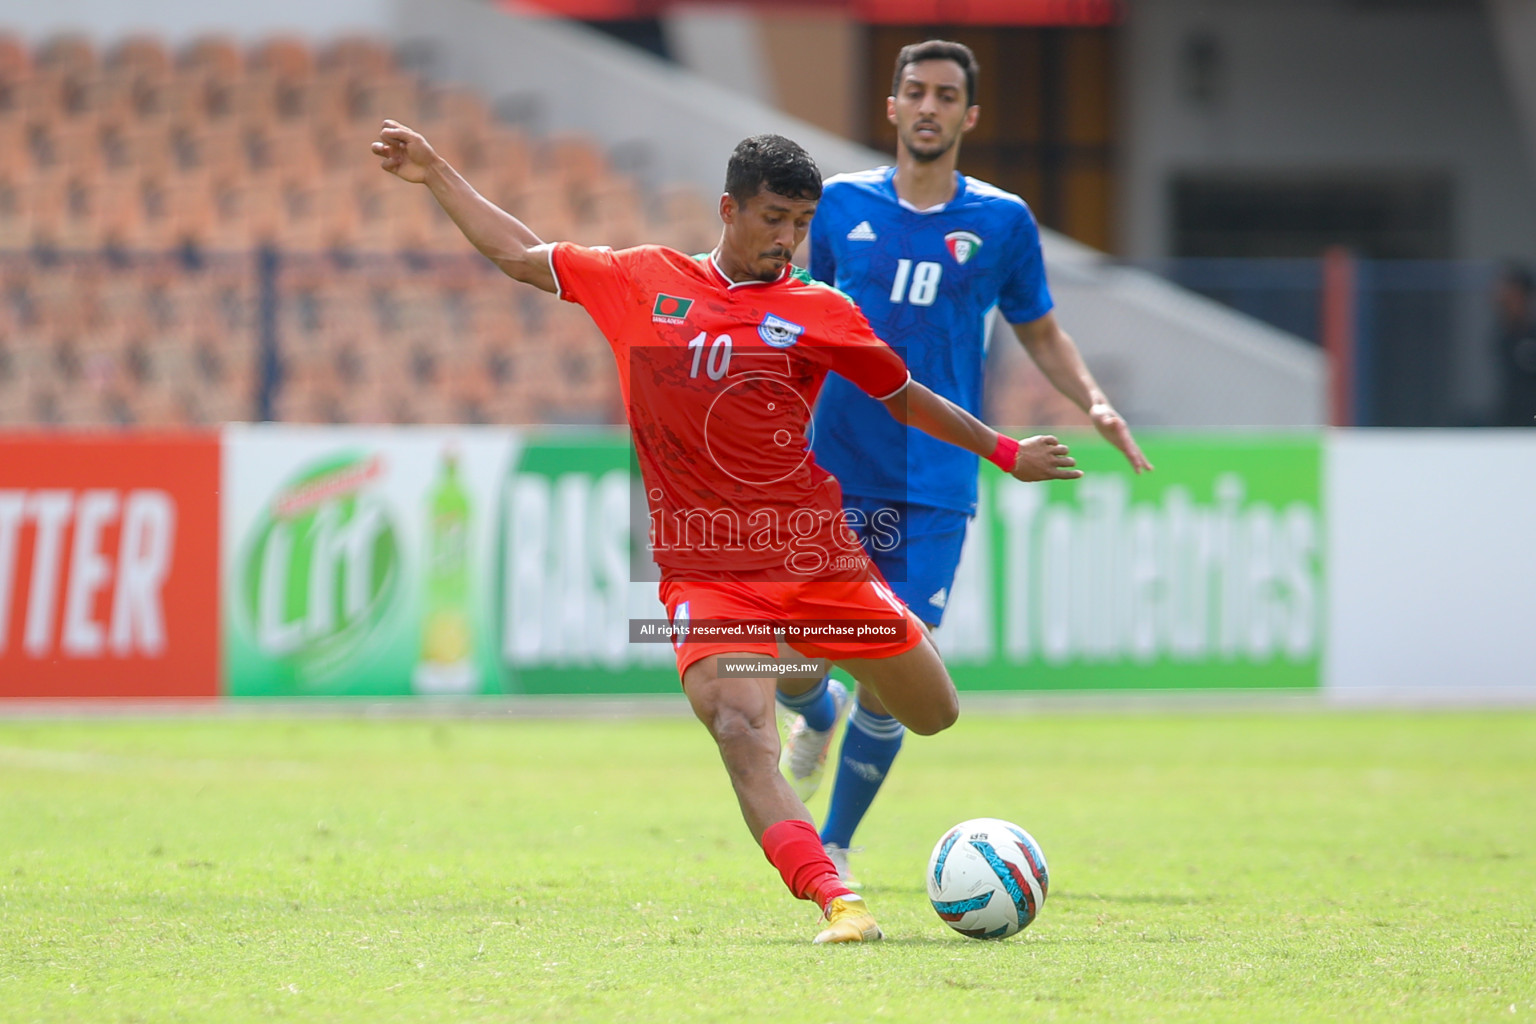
[657,570,924,679]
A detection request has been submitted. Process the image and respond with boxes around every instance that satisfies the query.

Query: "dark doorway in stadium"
[1170,174,1454,261]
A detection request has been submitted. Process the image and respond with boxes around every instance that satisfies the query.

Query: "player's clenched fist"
[1009,434,1082,482]
[370,119,440,184]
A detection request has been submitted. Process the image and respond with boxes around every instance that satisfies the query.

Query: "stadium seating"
[0,32,722,427]
[0,32,1073,429]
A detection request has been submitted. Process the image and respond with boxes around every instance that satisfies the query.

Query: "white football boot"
[779,678,849,801]
[823,842,864,892]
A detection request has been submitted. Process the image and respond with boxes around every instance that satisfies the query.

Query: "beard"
[753,251,791,281]
[902,129,956,163]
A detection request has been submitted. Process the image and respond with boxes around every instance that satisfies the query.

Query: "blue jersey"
[809,167,1053,514]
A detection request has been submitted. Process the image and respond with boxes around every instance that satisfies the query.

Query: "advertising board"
[0,434,221,699]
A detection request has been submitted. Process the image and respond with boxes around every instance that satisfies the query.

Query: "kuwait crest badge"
[944,230,983,265]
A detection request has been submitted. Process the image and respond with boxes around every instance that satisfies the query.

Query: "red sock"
[761,818,854,911]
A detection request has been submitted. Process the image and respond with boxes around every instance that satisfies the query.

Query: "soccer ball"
[926,817,1049,940]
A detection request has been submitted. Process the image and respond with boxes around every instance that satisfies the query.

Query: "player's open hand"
[1088,402,1154,473]
[371,119,440,184]
[1010,435,1083,482]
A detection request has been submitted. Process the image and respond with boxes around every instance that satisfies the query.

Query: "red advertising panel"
[0,434,220,700]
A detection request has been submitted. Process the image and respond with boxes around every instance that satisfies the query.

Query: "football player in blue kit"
[777,39,1154,886]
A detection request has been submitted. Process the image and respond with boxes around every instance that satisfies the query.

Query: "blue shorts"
[842,495,971,627]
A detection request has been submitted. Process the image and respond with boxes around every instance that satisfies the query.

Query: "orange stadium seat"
[0,172,32,249]
[0,35,31,80]
[422,84,488,132]
[0,372,24,426]
[320,37,395,79]
[350,77,417,128]
[249,37,313,81]
[50,120,102,177]
[180,37,242,80]
[653,183,719,255]
[108,37,173,78]
[173,42,243,123]
[544,134,607,190]
[0,117,23,174]
[101,38,174,120]
[984,354,1094,429]
[192,175,243,250]
[7,341,54,408]
[55,176,102,250]
[581,177,645,250]
[37,35,96,74]
[305,73,349,129]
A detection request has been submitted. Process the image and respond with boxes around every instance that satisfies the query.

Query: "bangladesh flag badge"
[652,294,695,324]
[944,230,983,266]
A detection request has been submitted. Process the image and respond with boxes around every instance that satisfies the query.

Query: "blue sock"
[820,702,904,848]
[777,674,838,733]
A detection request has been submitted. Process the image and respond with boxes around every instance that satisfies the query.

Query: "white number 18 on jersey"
[890,259,942,306]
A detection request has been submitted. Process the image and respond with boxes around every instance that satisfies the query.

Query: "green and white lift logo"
[240,452,401,679]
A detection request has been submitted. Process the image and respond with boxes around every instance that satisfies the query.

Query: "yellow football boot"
[812,895,884,944]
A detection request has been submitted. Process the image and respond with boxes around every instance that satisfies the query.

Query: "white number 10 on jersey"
[687,331,733,379]
[890,259,942,306]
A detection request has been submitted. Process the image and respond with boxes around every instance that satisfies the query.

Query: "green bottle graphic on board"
[413,446,480,694]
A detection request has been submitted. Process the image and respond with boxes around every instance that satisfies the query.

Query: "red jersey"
[550,243,911,580]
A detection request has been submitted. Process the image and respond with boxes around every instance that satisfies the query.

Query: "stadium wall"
[1121,0,1536,266]
[3,428,1533,704]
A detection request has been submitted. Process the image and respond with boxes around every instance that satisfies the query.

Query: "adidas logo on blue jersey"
[846,221,877,241]
[928,587,948,610]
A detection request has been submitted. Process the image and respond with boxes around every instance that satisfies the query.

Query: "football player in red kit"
[373,121,1080,943]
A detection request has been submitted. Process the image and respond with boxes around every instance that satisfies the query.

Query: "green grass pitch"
[2,708,1533,1023]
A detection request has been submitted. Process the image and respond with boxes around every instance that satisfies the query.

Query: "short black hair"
[724,134,822,205]
[892,39,979,107]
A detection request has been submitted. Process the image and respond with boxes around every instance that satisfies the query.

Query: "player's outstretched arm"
[1012,312,1153,473]
[371,119,557,293]
[882,380,1082,483]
